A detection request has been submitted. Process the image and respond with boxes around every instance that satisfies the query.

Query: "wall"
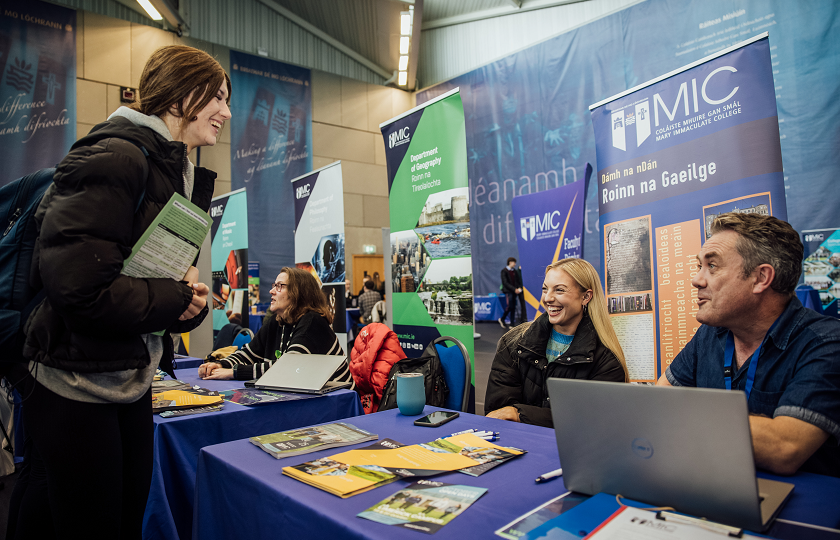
[73,10,414,285]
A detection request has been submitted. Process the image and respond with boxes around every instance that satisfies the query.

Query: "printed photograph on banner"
[295,262,319,280]
[608,293,652,314]
[322,283,346,334]
[416,258,473,326]
[212,272,228,310]
[803,229,840,313]
[702,193,772,240]
[225,249,247,289]
[391,230,430,293]
[414,187,471,259]
[612,313,657,382]
[311,233,345,284]
[604,216,653,296]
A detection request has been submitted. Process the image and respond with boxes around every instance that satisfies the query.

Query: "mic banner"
[590,34,785,382]
[380,88,475,411]
[210,189,250,331]
[510,165,590,321]
[292,161,347,350]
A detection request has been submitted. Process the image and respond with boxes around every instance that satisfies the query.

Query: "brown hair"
[129,45,231,130]
[545,258,629,382]
[709,213,802,296]
[277,267,333,324]
[507,257,517,265]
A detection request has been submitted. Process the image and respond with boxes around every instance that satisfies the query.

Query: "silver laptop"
[253,354,351,395]
[546,379,794,532]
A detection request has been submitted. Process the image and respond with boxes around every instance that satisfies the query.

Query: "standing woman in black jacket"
[9,46,231,539]
[485,258,628,427]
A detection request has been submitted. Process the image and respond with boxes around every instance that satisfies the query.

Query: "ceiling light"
[399,55,408,71]
[401,12,411,35]
[398,71,407,86]
[137,0,163,20]
[400,36,409,55]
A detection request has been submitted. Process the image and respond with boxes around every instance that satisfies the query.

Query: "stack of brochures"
[151,379,192,392]
[358,480,488,535]
[151,389,223,413]
[283,433,524,498]
[249,422,378,459]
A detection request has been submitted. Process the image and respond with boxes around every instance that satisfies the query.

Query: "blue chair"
[232,328,254,350]
[433,336,472,412]
[795,284,824,315]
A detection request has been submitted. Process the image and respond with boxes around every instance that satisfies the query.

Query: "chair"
[232,328,254,350]
[371,300,386,323]
[432,336,472,412]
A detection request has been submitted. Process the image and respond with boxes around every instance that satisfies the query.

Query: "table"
[193,407,840,540]
[144,368,362,540]
[172,356,204,369]
[474,295,507,321]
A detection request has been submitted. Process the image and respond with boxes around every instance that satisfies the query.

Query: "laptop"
[252,354,351,395]
[546,379,794,532]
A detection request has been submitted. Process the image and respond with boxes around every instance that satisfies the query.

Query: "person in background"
[498,257,524,328]
[9,45,228,539]
[658,213,840,477]
[372,271,386,297]
[485,258,628,426]
[345,278,357,308]
[198,267,353,387]
[358,279,382,325]
[357,274,371,297]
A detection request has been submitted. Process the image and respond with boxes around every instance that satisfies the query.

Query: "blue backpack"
[0,168,56,376]
[1,142,150,377]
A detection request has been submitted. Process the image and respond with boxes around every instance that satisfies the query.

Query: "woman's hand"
[485,406,520,422]
[180,282,209,321]
[198,362,224,379]
[202,367,234,380]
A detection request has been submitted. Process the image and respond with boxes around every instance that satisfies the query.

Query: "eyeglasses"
[271,282,288,292]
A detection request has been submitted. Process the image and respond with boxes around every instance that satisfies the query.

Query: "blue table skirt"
[144,369,362,540]
[474,295,507,321]
[193,407,840,540]
[172,356,204,369]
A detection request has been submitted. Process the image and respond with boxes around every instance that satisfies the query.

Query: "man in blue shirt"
[658,213,840,477]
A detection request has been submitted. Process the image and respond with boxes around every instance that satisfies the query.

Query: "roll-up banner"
[210,189,250,332]
[380,88,475,412]
[229,51,312,297]
[590,33,785,382]
[510,164,591,321]
[291,161,348,352]
[0,0,76,188]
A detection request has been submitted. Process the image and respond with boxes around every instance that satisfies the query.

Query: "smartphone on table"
[413,411,459,427]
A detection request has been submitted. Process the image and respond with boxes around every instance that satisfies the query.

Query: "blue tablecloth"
[249,313,264,335]
[172,356,204,369]
[144,369,362,540]
[193,408,840,539]
[474,295,507,321]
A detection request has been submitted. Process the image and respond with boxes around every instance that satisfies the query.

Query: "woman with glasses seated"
[484,258,628,427]
[198,267,353,387]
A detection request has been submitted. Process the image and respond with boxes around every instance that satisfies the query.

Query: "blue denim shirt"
[666,296,840,477]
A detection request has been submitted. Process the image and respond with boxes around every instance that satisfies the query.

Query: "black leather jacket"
[24,117,214,373]
[484,312,626,426]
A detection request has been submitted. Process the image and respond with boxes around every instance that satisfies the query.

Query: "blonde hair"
[545,258,629,382]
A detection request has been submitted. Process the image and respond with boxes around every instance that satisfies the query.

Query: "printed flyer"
[380,88,474,411]
[358,480,487,534]
[590,34,786,381]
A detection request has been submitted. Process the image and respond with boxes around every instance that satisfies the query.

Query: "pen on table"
[535,468,563,483]
[477,434,499,442]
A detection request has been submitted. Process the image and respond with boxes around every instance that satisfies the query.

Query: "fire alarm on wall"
[120,87,137,103]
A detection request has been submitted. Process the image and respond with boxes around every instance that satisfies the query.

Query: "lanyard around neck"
[723,317,779,400]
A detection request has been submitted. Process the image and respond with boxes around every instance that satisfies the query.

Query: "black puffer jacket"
[484,313,626,427]
[23,116,215,374]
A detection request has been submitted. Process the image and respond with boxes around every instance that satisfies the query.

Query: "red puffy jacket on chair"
[350,323,406,414]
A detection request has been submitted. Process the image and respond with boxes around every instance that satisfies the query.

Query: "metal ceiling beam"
[422,0,588,30]
[506,0,523,8]
[257,0,392,80]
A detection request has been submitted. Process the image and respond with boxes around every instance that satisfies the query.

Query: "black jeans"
[8,370,153,540]
[501,292,518,325]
